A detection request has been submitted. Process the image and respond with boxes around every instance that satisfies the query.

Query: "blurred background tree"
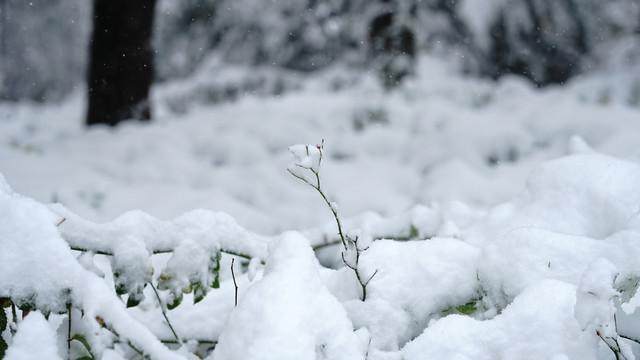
[0,0,89,102]
[0,0,638,125]
[86,0,156,126]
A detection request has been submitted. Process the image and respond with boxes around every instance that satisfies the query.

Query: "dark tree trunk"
[368,1,416,89]
[86,0,156,127]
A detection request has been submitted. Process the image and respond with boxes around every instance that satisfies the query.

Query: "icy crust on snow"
[212,232,364,360]
[403,280,597,360]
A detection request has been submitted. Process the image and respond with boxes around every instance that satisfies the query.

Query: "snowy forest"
[2,0,640,359]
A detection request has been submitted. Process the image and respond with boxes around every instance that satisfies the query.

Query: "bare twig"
[56,217,66,227]
[68,245,253,261]
[289,142,378,301]
[67,304,72,360]
[231,259,239,307]
[364,270,378,287]
[365,337,373,360]
[341,236,376,301]
[597,330,630,360]
[11,301,17,329]
[96,317,150,359]
[287,141,347,251]
[150,283,180,343]
[619,334,640,345]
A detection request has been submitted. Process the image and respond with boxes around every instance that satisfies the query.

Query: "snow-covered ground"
[2,55,640,359]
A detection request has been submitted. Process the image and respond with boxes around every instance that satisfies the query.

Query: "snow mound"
[403,280,596,360]
[0,173,78,312]
[468,153,640,244]
[4,312,62,360]
[212,232,363,360]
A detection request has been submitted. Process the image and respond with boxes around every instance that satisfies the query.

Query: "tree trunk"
[86,0,156,126]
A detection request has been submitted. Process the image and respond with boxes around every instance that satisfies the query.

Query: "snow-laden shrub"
[3,143,640,359]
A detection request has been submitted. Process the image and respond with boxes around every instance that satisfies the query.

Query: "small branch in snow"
[597,331,630,360]
[56,217,66,227]
[160,339,217,345]
[10,301,17,332]
[231,259,239,307]
[288,141,378,302]
[287,140,347,251]
[364,270,379,287]
[95,318,149,358]
[619,334,640,345]
[67,304,72,360]
[341,236,376,301]
[150,282,180,343]
[365,337,373,360]
[597,315,631,360]
[68,245,254,261]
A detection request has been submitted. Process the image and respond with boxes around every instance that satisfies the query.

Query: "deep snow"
[2,55,640,359]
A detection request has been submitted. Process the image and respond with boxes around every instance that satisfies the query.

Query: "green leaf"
[441,306,454,315]
[114,282,127,295]
[75,357,95,360]
[71,334,95,359]
[409,225,419,239]
[456,301,477,315]
[166,293,183,310]
[17,297,35,312]
[209,252,222,289]
[0,297,11,308]
[126,295,142,308]
[0,305,6,331]
[1,306,7,358]
[0,337,6,360]
[193,282,207,304]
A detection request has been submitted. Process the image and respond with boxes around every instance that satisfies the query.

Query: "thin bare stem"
[312,170,347,251]
[365,337,372,360]
[287,143,347,251]
[364,270,378,287]
[289,141,377,301]
[150,283,180,343]
[67,304,72,360]
[619,334,640,345]
[342,236,377,301]
[97,318,150,359]
[11,301,17,329]
[597,332,630,360]
[231,259,239,307]
[69,246,253,261]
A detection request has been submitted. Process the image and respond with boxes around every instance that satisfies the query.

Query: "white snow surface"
[4,312,62,360]
[2,55,640,359]
[212,232,364,360]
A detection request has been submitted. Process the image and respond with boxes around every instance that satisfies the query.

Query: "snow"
[2,54,640,359]
[4,312,62,360]
[402,280,597,360]
[212,232,364,360]
[574,258,620,337]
